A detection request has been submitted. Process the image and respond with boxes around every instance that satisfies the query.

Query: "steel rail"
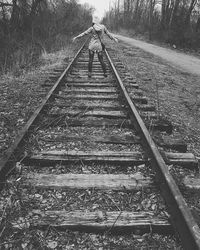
[0,41,87,184]
[1,40,200,249]
[105,49,200,250]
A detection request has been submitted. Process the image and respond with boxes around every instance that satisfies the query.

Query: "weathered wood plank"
[62,88,117,94]
[145,119,173,134]
[53,68,65,72]
[75,62,108,65]
[163,152,197,166]
[70,73,106,77]
[67,86,116,90]
[41,83,54,87]
[73,67,104,69]
[52,102,122,111]
[135,104,156,112]
[65,78,115,83]
[73,69,111,73]
[139,112,157,120]
[41,134,141,145]
[72,69,106,72]
[75,63,104,66]
[71,71,113,75]
[66,83,116,88]
[72,65,111,68]
[76,61,104,64]
[132,97,148,104]
[49,111,157,120]
[129,83,139,88]
[24,173,152,190]
[183,176,200,190]
[69,74,108,79]
[43,117,172,134]
[45,118,131,128]
[126,84,139,89]
[55,94,118,100]
[25,151,146,165]
[130,91,143,96]
[26,150,198,167]
[71,71,110,75]
[154,137,187,153]
[12,210,172,234]
[49,110,158,120]
[49,110,127,119]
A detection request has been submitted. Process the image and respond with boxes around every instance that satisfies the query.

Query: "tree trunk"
[114,1,118,30]
[10,0,19,31]
[149,0,153,40]
[169,0,180,30]
[123,0,126,24]
[134,0,140,24]
[161,0,166,28]
[127,0,130,26]
[30,0,43,19]
[196,17,200,32]
[184,0,197,27]
[165,0,171,25]
[1,5,8,35]
[117,0,120,30]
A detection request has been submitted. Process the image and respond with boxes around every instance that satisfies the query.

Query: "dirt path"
[115,34,200,76]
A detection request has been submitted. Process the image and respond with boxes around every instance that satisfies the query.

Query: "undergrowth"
[0,35,73,77]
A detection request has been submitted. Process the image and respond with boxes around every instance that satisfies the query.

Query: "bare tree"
[184,0,198,26]
[169,0,181,30]
[0,0,93,73]
[103,0,200,48]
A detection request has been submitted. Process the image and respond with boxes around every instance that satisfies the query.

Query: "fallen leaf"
[92,204,99,210]
[47,241,58,249]
[21,242,28,249]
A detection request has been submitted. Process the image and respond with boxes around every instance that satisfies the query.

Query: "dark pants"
[88,50,106,74]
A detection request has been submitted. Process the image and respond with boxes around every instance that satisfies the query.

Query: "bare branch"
[0,2,13,8]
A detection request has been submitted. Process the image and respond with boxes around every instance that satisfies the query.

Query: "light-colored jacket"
[76,23,116,52]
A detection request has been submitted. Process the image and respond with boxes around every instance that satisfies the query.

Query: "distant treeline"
[0,0,93,74]
[103,0,200,48]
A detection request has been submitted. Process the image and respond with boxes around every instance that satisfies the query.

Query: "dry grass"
[109,40,200,157]
[0,40,82,159]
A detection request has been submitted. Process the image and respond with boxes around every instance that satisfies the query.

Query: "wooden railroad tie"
[11,210,172,234]
[52,102,123,111]
[54,94,118,100]
[60,88,117,94]
[24,173,152,190]
[42,117,173,134]
[183,176,200,190]
[40,134,186,152]
[48,110,157,120]
[49,110,127,119]
[66,83,117,88]
[50,102,155,112]
[24,150,198,168]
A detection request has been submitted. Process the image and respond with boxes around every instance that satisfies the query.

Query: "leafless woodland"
[0,0,200,74]
[103,0,200,46]
[0,0,93,73]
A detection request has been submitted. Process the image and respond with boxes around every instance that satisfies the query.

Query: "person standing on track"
[72,16,118,78]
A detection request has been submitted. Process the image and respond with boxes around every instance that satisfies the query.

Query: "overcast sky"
[79,0,111,19]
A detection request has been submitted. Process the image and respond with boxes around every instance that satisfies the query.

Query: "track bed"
[0,42,200,249]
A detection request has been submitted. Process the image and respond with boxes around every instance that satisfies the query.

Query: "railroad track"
[1,41,200,249]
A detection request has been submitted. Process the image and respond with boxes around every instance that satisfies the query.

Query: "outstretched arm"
[72,27,93,42]
[104,26,118,42]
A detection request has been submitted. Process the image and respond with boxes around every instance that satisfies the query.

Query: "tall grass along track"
[0,40,200,249]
